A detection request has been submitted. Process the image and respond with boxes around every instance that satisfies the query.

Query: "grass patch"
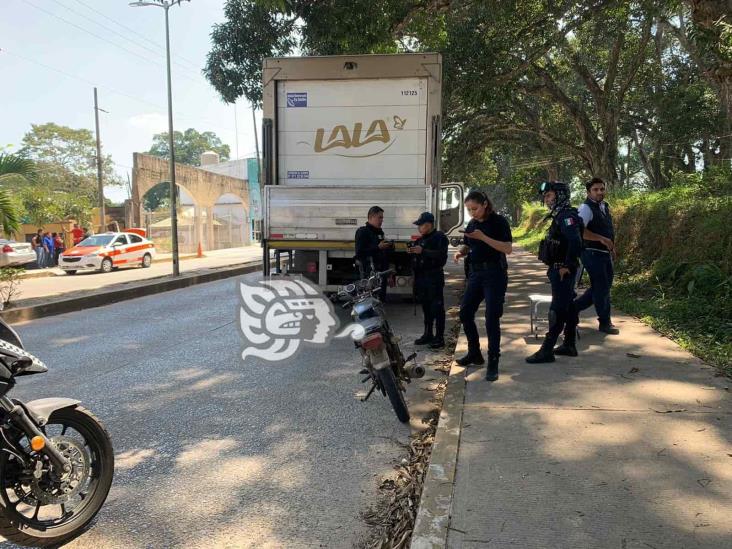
[513,176,732,375]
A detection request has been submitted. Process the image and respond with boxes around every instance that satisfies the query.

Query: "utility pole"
[93,87,105,232]
[130,0,188,276]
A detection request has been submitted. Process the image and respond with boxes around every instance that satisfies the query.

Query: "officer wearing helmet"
[526,181,583,363]
[408,212,449,349]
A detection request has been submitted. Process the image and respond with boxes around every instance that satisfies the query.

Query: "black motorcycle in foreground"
[338,269,425,423]
[0,317,113,547]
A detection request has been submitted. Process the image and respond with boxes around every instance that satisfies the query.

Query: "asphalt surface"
[1,272,456,548]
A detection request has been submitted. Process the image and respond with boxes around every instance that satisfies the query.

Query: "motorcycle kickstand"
[362,382,378,402]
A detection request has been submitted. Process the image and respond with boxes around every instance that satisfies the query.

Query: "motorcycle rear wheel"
[0,406,114,547]
[376,367,410,423]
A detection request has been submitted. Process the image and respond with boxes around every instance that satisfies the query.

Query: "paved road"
[15,247,264,302]
[2,272,456,548]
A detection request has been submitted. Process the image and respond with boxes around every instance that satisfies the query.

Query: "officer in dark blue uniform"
[409,212,449,349]
[354,206,393,301]
[455,190,513,381]
[574,177,619,334]
[526,181,583,363]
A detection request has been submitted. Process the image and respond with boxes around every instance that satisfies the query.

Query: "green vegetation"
[514,169,732,375]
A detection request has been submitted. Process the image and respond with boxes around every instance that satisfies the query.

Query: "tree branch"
[618,16,653,101]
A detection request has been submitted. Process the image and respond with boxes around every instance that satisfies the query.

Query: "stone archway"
[131,153,250,251]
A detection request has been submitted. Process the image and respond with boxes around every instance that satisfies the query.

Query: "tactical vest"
[583,198,614,250]
[538,208,582,266]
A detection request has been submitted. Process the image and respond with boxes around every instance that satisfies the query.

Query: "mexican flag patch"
[564,217,575,226]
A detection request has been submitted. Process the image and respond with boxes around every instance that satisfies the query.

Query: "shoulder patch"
[564,217,576,226]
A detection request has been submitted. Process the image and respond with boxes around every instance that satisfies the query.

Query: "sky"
[1,0,261,203]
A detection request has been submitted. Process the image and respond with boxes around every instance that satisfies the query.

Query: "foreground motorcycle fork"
[0,396,71,473]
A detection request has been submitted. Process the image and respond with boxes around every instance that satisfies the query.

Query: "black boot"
[429,337,445,350]
[555,323,578,357]
[414,323,434,345]
[553,342,578,356]
[456,349,485,366]
[525,341,556,364]
[485,355,499,381]
[598,322,619,335]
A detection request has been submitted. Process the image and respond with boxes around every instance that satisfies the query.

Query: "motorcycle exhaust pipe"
[404,363,425,378]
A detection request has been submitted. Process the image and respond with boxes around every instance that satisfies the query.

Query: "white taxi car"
[59,231,156,275]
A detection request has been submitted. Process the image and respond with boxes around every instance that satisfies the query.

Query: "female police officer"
[526,181,582,363]
[454,190,513,381]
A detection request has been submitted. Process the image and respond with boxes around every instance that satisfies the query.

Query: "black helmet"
[539,181,571,211]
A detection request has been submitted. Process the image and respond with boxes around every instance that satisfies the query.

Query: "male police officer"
[574,177,619,334]
[355,206,393,301]
[526,181,583,363]
[409,212,449,349]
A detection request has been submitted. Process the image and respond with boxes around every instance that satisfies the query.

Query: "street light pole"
[130,0,188,276]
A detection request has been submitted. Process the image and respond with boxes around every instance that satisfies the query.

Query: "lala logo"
[305,116,406,158]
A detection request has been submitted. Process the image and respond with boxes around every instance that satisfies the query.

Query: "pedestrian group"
[30,223,91,269]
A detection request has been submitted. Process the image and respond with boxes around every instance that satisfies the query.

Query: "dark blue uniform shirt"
[552,208,583,267]
[465,212,512,265]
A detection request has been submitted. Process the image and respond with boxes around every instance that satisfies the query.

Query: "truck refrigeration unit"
[261,53,464,294]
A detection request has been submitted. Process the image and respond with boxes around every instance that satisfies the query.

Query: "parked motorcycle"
[338,269,425,423]
[0,316,114,547]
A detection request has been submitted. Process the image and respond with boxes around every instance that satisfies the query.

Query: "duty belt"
[469,261,501,271]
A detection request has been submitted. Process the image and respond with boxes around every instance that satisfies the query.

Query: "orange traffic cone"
[197,242,203,258]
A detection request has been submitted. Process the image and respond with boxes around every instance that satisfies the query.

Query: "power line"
[70,0,202,71]
[20,0,201,84]
[0,48,233,129]
[49,0,202,77]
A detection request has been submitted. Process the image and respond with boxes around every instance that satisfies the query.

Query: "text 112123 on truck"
[261,53,464,293]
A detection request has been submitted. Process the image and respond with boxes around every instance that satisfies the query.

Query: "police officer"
[454,190,513,381]
[526,181,583,363]
[408,212,449,349]
[574,177,619,334]
[354,206,393,301]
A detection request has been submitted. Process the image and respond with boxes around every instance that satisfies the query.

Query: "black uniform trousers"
[545,265,579,348]
[459,263,507,358]
[414,270,445,338]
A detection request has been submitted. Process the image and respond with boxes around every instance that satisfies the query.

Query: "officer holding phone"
[454,190,513,381]
[355,206,393,301]
[408,212,449,349]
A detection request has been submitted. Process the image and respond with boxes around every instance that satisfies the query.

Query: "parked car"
[0,239,36,267]
[59,232,156,274]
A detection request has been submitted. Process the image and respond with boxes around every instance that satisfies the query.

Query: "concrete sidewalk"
[414,249,731,549]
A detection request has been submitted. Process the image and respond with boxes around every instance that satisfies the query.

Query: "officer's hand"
[559,267,570,280]
[463,229,485,241]
[378,241,392,250]
[453,251,464,264]
[602,237,614,251]
[410,245,423,255]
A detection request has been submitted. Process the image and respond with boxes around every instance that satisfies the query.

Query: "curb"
[411,325,468,548]
[1,261,265,324]
[18,253,203,280]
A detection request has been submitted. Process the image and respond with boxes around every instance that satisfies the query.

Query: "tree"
[205,0,725,192]
[147,128,231,166]
[0,153,34,235]
[19,123,122,200]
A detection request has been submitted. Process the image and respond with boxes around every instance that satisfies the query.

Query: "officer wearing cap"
[526,181,583,363]
[355,206,393,301]
[454,190,513,381]
[408,212,449,349]
[574,177,619,334]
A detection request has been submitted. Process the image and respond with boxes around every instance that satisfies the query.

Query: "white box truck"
[261,53,464,293]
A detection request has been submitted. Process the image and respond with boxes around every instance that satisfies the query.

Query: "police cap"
[413,212,435,225]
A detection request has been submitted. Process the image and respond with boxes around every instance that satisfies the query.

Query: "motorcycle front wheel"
[0,406,114,547]
[376,367,410,423]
